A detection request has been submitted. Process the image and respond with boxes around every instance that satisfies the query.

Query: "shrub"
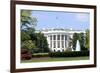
[21,49,32,60]
[21,53,32,60]
[32,53,49,58]
[21,49,28,54]
[49,51,89,57]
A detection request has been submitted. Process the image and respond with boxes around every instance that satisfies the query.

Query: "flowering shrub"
[21,49,32,60]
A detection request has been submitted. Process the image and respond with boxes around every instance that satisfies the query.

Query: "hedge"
[49,51,89,57]
[32,53,49,58]
[32,51,89,58]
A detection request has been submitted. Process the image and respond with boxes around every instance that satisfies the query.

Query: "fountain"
[75,40,81,51]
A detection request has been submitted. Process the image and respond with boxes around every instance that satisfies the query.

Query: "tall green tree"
[79,33,86,50]
[21,10,49,53]
[21,10,37,30]
[21,40,36,49]
[85,29,90,49]
[35,32,49,53]
[72,32,87,51]
[21,30,31,42]
[21,10,37,51]
[72,33,79,50]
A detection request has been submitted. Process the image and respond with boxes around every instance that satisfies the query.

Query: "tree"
[22,40,36,49]
[79,33,86,51]
[72,32,87,51]
[85,29,90,49]
[68,37,73,51]
[42,35,49,52]
[72,33,79,50]
[21,30,31,42]
[34,32,49,53]
[21,10,37,53]
[21,10,49,53]
[21,10,37,30]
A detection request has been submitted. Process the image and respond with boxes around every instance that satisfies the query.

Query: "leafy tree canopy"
[21,10,37,30]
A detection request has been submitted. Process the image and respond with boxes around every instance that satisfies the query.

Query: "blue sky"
[31,10,90,30]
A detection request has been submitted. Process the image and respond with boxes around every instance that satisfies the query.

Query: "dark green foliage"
[21,10,37,51]
[31,51,89,58]
[72,33,79,50]
[31,32,49,53]
[49,51,89,57]
[79,33,85,51]
[21,30,31,42]
[32,53,49,58]
[21,10,37,30]
[85,29,90,49]
[21,10,49,53]
[72,32,88,51]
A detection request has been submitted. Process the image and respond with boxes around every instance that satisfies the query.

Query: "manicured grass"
[21,56,89,63]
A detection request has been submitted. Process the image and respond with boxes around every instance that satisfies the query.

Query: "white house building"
[36,28,85,52]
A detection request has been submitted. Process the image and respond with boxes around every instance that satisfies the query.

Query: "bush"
[21,53,32,60]
[49,51,89,57]
[21,49,28,54]
[32,53,49,58]
[21,49,32,60]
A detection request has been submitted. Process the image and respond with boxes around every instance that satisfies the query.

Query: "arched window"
[62,49,64,52]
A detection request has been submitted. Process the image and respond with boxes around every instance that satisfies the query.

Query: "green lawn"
[21,56,89,63]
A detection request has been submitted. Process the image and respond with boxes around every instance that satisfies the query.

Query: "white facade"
[36,28,85,52]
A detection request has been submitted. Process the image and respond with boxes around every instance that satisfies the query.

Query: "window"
[50,35,52,40]
[58,41,60,48]
[57,35,60,40]
[54,41,56,48]
[50,41,52,48]
[62,41,64,48]
[62,35,64,40]
[65,35,67,40]
[53,35,56,40]
[62,49,64,52]
[65,41,67,48]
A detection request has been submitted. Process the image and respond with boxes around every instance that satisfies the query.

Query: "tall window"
[57,35,60,40]
[62,41,64,48]
[58,41,60,48]
[50,35,52,48]
[65,35,67,48]
[50,41,52,48]
[65,35,67,40]
[53,41,56,48]
[53,35,56,40]
[50,35,52,40]
[62,35,64,40]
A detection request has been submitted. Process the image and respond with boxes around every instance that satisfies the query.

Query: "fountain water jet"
[75,40,81,51]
